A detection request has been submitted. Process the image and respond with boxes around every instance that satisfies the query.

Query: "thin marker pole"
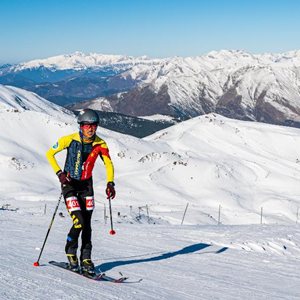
[181,203,189,225]
[146,205,150,224]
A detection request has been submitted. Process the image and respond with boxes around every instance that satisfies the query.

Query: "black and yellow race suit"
[46,132,114,259]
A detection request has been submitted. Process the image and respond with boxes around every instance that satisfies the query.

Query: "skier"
[46,109,116,274]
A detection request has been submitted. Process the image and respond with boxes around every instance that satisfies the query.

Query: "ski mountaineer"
[46,108,116,275]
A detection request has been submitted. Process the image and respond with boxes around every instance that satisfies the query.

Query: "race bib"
[66,196,81,212]
[86,196,95,211]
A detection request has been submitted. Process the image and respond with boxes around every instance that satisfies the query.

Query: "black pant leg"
[62,181,84,255]
[80,210,93,260]
[65,210,86,255]
[78,178,94,260]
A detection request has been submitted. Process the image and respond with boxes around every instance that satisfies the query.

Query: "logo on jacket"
[75,150,81,176]
[52,142,59,150]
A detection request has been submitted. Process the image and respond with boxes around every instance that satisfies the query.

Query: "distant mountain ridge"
[0,52,162,105]
[0,52,159,82]
[1,50,300,127]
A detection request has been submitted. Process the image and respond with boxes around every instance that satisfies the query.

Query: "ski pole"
[33,192,63,266]
[108,197,116,235]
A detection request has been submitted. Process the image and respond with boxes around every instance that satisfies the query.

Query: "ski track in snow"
[1,207,300,300]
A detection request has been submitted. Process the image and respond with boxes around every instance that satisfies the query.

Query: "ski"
[49,261,128,283]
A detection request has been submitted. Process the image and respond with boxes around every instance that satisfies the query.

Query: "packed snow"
[1,85,300,299]
[2,209,300,300]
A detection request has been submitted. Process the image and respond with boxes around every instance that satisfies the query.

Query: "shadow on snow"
[98,243,228,272]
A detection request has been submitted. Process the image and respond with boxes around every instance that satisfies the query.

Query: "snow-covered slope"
[2,211,300,300]
[66,96,114,112]
[2,86,300,299]
[0,84,73,117]
[1,86,300,225]
[0,85,75,201]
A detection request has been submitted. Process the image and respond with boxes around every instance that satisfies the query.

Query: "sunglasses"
[81,123,98,130]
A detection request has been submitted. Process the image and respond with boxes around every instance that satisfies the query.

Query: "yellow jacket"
[46,132,114,182]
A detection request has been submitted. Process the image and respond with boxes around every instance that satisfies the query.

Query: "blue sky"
[0,0,300,64]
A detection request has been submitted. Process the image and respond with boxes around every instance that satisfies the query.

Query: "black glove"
[106,182,116,199]
[56,171,71,184]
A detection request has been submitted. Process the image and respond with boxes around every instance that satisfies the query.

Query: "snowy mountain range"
[1,50,300,128]
[0,52,159,105]
[99,49,300,127]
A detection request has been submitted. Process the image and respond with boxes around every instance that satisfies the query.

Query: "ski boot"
[67,254,79,271]
[81,259,96,275]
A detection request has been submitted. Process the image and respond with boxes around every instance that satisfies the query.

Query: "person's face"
[81,123,97,138]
